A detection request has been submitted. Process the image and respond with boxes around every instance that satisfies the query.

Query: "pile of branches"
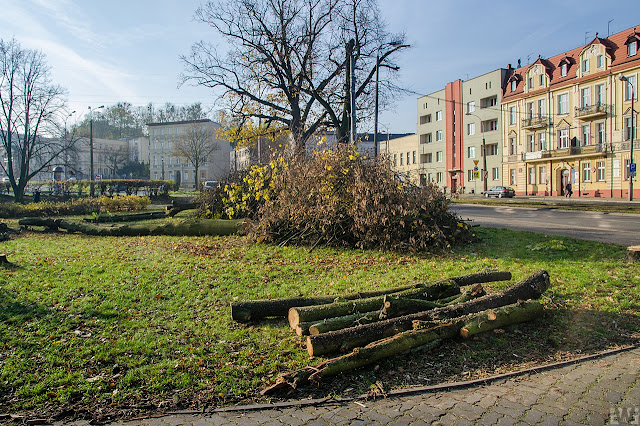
[230,270,551,394]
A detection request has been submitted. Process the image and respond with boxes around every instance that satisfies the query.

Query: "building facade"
[501,26,639,198]
[417,70,508,193]
[385,134,420,185]
[147,119,231,189]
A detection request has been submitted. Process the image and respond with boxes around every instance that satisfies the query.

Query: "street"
[450,204,640,247]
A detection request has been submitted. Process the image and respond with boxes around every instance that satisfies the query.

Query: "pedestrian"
[565,183,572,197]
[33,189,41,203]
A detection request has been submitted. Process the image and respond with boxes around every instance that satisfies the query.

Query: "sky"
[1,0,639,134]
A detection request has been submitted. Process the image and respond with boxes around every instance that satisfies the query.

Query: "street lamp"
[64,111,76,180]
[373,41,408,157]
[619,75,635,201]
[465,112,488,193]
[88,105,104,196]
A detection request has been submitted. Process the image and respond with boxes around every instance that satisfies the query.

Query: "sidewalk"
[96,346,640,426]
[455,193,640,207]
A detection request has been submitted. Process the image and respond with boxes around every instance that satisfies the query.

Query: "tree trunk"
[263,300,544,395]
[305,286,485,336]
[85,211,167,223]
[291,271,511,332]
[288,281,460,330]
[231,284,422,323]
[306,270,549,356]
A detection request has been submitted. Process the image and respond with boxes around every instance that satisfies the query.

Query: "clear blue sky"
[2,0,638,133]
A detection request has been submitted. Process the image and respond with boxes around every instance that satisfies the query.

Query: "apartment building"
[385,134,420,185]
[417,70,508,193]
[148,119,230,189]
[501,26,640,198]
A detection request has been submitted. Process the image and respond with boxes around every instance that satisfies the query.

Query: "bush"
[199,146,473,251]
[0,195,151,218]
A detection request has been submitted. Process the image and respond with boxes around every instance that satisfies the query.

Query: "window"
[528,134,536,152]
[467,170,474,182]
[557,93,569,114]
[539,166,547,185]
[400,153,404,165]
[624,117,635,140]
[597,122,606,144]
[511,80,517,92]
[596,84,605,105]
[486,143,498,156]
[154,172,158,180]
[407,152,411,164]
[538,99,546,116]
[558,128,570,148]
[597,54,604,68]
[436,110,443,121]
[597,161,605,181]
[419,114,431,124]
[538,133,547,151]
[393,154,397,166]
[436,151,443,162]
[467,101,475,113]
[420,133,432,144]
[629,41,638,57]
[539,74,544,86]
[581,87,591,108]
[583,162,591,182]
[623,75,637,101]
[421,153,432,164]
[153,156,157,166]
[582,124,591,146]
[509,136,517,155]
[153,141,158,149]
[510,169,517,185]
[436,172,443,183]
[483,120,498,132]
[427,173,433,183]
[467,122,475,135]
[526,102,534,119]
[481,96,498,108]
[582,58,589,73]
[492,167,499,180]
[625,159,631,181]
[560,63,567,77]
[528,167,536,185]
[412,151,416,164]
[509,106,516,125]
[436,130,443,141]
[528,77,534,90]
[468,146,476,158]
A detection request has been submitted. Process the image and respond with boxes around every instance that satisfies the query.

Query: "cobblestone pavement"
[85,347,640,425]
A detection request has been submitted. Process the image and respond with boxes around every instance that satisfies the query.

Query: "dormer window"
[630,41,638,57]
[582,58,589,73]
[597,54,604,68]
[528,77,533,89]
[511,80,517,92]
[560,63,567,77]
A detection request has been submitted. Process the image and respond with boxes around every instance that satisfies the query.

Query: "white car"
[203,181,220,190]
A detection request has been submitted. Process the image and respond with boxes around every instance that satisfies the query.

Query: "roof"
[502,25,640,101]
[146,119,215,127]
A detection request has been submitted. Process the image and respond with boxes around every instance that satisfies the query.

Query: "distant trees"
[181,0,409,154]
[0,38,69,202]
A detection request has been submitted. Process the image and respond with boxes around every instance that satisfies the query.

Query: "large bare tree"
[181,0,408,154]
[0,38,68,202]
[173,121,221,189]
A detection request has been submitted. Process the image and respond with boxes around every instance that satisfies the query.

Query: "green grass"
[1,223,639,421]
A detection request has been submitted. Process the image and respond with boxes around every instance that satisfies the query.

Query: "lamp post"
[64,111,76,180]
[373,41,408,157]
[88,105,104,196]
[619,75,635,201]
[465,112,488,193]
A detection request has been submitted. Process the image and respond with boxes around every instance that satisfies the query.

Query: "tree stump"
[0,254,10,265]
[627,246,640,263]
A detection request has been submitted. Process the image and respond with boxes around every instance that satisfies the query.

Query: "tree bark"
[85,211,167,223]
[288,281,460,330]
[263,300,544,395]
[305,286,485,336]
[306,270,549,356]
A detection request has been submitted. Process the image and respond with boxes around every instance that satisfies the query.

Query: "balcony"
[534,144,609,159]
[574,103,611,120]
[521,115,548,129]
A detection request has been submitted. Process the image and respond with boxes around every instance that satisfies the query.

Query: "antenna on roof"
[585,31,591,44]
[608,19,614,37]
[527,53,534,64]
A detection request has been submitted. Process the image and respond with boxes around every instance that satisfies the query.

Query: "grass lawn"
[1,222,639,422]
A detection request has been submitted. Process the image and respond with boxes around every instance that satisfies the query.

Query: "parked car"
[203,181,221,190]
[482,186,515,198]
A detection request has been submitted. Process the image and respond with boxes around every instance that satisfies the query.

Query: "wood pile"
[230,270,551,395]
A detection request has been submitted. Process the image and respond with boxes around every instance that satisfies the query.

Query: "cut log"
[18,218,62,230]
[0,254,10,265]
[306,286,485,336]
[306,270,549,356]
[84,211,167,223]
[263,300,543,395]
[166,200,198,217]
[232,271,509,323]
[231,284,420,322]
[288,281,461,330]
[627,245,640,263]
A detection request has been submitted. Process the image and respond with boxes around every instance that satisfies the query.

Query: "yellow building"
[385,134,420,185]
[501,26,639,198]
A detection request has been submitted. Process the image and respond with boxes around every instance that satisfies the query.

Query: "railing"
[506,154,519,162]
[574,103,610,119]
[521,115,548,129]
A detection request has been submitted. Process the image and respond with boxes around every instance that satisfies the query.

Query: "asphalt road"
[450,204,640,247]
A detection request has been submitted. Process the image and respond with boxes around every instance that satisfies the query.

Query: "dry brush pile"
[231,269,551,394]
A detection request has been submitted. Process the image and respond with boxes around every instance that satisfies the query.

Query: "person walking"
[565,183,572,197]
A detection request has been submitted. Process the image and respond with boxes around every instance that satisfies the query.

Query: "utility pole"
[88,105,104,196]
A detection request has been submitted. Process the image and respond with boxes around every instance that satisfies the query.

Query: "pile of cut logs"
[230,270,550,395]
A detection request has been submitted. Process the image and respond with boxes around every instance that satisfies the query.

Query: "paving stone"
[586,410,610,426]
[564,408,590,424]
[269,414,304,426]
[363,409,394,424]
[479,410,503,425]
[495,415,518,426]
[519,408,545,425]
[450,402,485,420]
[386,416,415,426]
[435,412,462,425]
[530,402,569,417]
[477,394,499,410]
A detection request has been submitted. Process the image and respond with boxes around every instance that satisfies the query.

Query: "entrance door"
[175,171,181,188]
[560,169,570,196]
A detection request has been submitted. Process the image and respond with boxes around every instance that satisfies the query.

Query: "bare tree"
[181,0,408,154]
[173,121,220,189]
[0,38,68,202]
[104,145,130,178]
